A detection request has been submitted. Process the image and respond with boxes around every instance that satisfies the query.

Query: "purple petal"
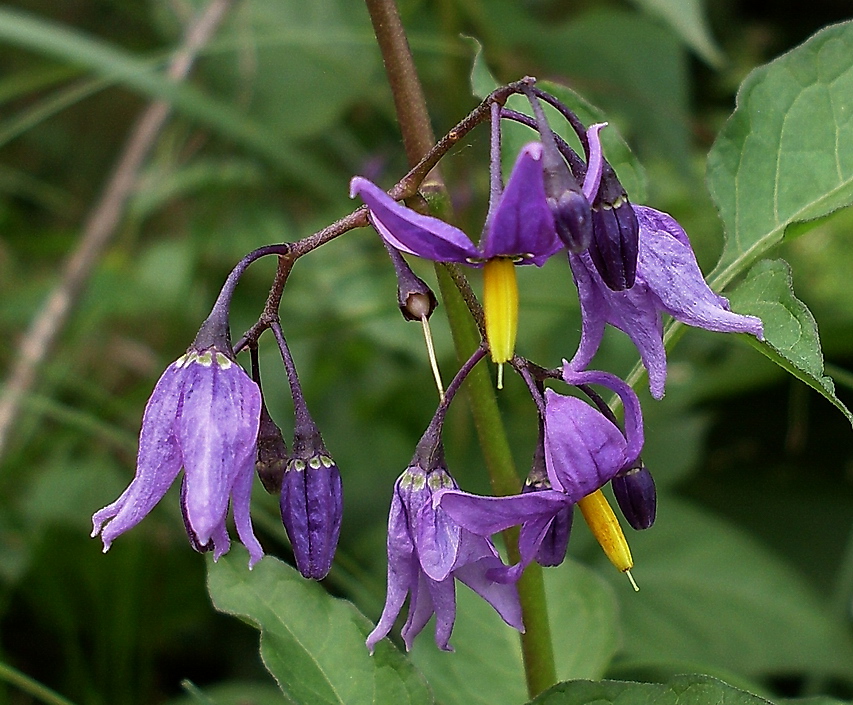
[544,389,627,497]
[486,513,555,584]
[454,554,524,632]
[414,500,461,582]
[635,206,764,339]
[178,357,261,546]
[366,491,416,653]
[92,361,185,548]
[231,453,264,568]
[350,177,481,263]
[582,123,606,201]
[437,488,571,537]
[481,143,561,265]
[400,568,441,651]
[561,366,644,469]
[421,573,457,652]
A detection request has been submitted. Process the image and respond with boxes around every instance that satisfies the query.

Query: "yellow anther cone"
[483,258,518,387]
[578,489,638,589]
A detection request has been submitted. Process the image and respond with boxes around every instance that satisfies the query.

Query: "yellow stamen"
[420,314,445,402]
[577,489,638,590]
[482,258,518,375]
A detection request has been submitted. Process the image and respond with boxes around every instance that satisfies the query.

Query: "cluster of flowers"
[90,83,763,653]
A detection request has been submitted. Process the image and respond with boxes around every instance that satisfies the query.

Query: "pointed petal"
[414,501,461,582]
[481,143,561,265]
[422,572,457,651]
[636,206,764,339]
[350,177,480,263]
[179,358,261,546]
[231,454,264,568]
[567,252,608,373]
[92,361,185,547]
[437,488,570,537]
[544,390,627,497]
[582,123,606,201]
[454,553,524,632]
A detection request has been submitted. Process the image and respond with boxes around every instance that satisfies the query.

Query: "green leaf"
[727,259,853,425]
[410,559,618,705]
[207,549,434,705]
[531,674,773,705]
[626,0,724,67]
[465,36,500,100]
[600,499,853,679]
[708,20,853,290]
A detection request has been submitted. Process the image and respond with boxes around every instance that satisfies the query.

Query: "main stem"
[365,0,557,696]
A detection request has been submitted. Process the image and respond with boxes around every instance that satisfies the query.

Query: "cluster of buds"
[91,78,765,654]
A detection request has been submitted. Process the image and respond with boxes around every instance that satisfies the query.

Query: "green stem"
[0,662,78,705]
[365,0,557,696]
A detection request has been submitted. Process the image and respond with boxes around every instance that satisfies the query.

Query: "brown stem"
[0,0,234,462]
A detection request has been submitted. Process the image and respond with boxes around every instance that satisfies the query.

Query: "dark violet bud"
[280,446,343,580]
[255,403,287,494]
[611,463,656,530]
[546,188,593,254]
[522,477,573,568]
[589,163,639,291]
[381,237,438,321]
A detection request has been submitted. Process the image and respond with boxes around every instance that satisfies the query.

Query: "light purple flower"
[91,347,264,567]
[366,463,523,653]
[568,205,764,399]
[350,142,561,267]
[439,365,644,581]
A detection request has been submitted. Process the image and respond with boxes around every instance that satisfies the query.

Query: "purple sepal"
[612,464,657,530]
[568,204,764,399]
[522,481,572,567]
[280,450,343,580]
[92,347,264,568]
[481,143,562,265]
[366,465,522,653]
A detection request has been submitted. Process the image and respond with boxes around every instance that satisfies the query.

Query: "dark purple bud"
[611,463,656,530]
[522,435,572,567]
[280,449,343,580]
[589,163,639,291]
[255,403,287,494]
[547,188,593,253]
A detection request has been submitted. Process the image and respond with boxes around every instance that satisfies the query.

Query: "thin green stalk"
[0,662,78,705]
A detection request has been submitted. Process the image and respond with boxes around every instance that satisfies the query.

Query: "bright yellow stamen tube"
[578,489,639,591]
[482,258,518,389]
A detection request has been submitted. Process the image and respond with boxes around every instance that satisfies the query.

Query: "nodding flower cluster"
[91,79,763,653]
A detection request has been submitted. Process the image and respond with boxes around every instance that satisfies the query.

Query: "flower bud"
[381,233,438,321]
[522,435,572,567]
[280,447,343,580]
[255,403,287,494]
[611,463,656,530]
[588,163,639,291]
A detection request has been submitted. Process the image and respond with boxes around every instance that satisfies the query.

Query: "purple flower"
[366,463,523,653]
[568,205,764,399]
[439,366,644,581]
[91,347,264,567]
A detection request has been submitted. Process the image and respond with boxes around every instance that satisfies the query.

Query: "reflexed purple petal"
[582,123,606,202]
[366,490,416,653]
[636,206,764,339]
[231,454,264,567]
[178,357,261,545]
[486,513,554,584]
[437,488,571,536]
[414,501,461,582]
[544,389,627,497]
[422,573,457,652]
[92,361,185,548]
[209,518,232,561]
[350,177,480,263]
[400,569,439,651]
[454,554,524,632]
[561,366,644,469]
[481,143,561,265]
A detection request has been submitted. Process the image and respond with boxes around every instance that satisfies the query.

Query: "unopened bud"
[612,463,656,530]
[589,163,639,291]
[255,403,287,494]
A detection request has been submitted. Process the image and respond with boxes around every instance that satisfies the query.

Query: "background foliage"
[1,1,852,704]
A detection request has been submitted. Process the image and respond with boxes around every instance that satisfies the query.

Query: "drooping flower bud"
[522,438,572,568]
[588,160,639,291]
[280,440,343,580]
[612,462,656,530]
[255,402,288,494]
[381,240,438,322]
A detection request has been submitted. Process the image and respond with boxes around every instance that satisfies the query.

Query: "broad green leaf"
[466,36,499,100]
[601,498,853,678]
[708,20,853,290]
[207,549,434,705]
[410,559,619,705]
[627,0,724,67]
[727,259,853,425]
[531,674,772,705]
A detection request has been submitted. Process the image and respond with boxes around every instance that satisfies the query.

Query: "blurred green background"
[1,0,852,703]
